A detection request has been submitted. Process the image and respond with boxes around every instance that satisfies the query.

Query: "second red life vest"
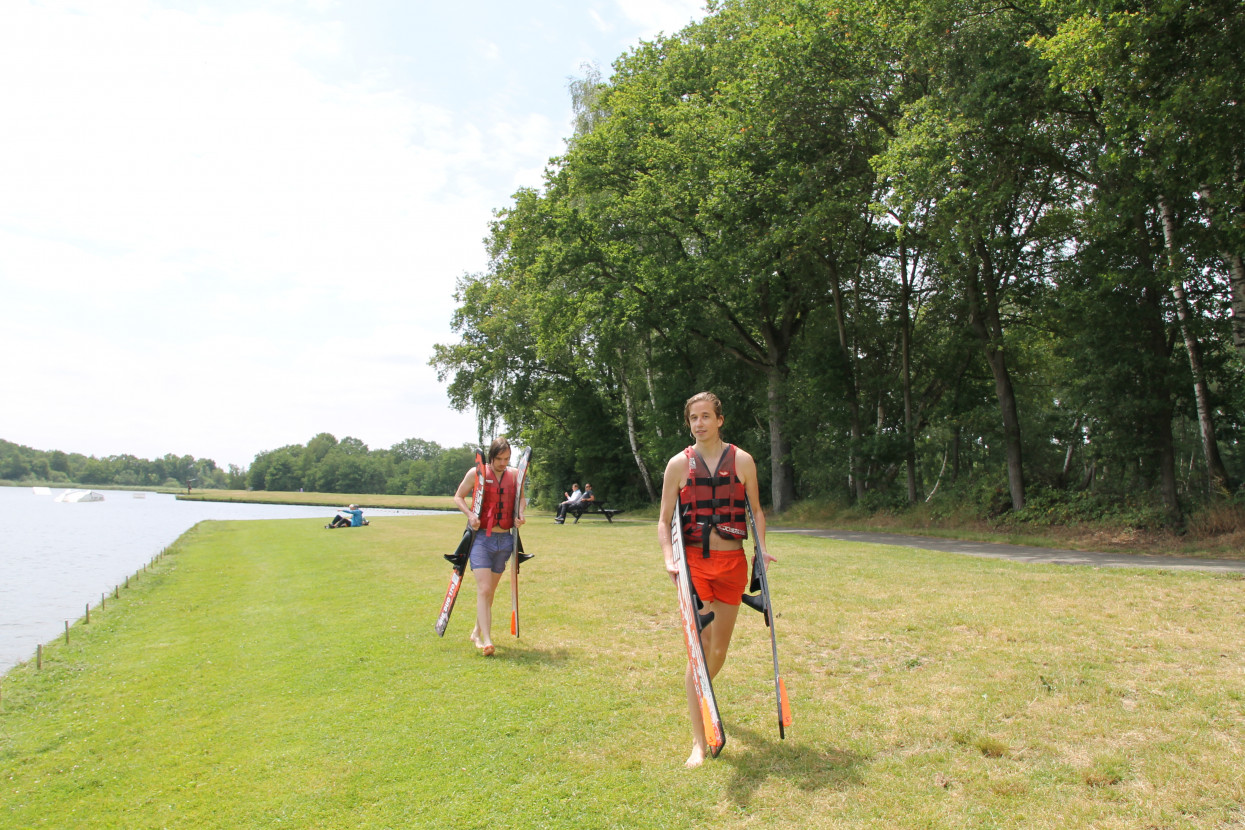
[679,444,748,557]
[478,467,517,535]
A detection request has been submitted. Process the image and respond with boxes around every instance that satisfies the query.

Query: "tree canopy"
[434,0,1244,522]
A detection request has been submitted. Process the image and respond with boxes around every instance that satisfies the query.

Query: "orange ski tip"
[779,678,793,726]
[700,700,723,749]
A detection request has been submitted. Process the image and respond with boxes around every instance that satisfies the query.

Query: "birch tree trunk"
[1061,418,1080,485]
[1140,283,1182,521]
[642,336,663,438]
[1198,188,1245,357]
[615,352,656,502]
[1227,251,1245,356]
[899,236,918,504]
[827,261,866,501]
[1158,196,1231,494]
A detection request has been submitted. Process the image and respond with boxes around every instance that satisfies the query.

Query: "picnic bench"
[566,500,625,523]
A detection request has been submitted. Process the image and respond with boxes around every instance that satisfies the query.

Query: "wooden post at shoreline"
[16,546,177,682]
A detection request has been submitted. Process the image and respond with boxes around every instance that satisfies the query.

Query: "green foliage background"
[433,0,1245,526]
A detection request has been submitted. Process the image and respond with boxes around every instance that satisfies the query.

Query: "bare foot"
[470,629,483,649]
[685,744,707,769]
[482,644,495,657]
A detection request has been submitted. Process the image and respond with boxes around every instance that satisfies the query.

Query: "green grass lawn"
[2,516,1242,828]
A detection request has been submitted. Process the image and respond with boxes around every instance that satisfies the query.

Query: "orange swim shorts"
[687,548,749,606]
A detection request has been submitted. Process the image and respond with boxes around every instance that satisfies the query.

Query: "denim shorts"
[469,530,515,573]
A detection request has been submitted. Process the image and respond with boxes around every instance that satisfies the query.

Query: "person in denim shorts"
[453,437,525,656]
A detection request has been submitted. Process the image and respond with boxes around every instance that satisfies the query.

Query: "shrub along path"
[2,515,1242,828]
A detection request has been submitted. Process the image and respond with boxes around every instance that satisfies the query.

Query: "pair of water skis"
[432,448,791,751]
[670,497,792,757]
[434,447,532,641]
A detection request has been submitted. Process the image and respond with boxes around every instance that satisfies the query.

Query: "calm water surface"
[0,486,434,672]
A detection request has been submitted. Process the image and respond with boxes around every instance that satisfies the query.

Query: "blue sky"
[0,0,707,469]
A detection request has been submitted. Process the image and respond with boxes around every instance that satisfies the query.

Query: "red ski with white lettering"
[671,511,725,756]
[434,451,485,636]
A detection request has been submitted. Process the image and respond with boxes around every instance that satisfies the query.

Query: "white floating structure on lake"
[54,489,105,503]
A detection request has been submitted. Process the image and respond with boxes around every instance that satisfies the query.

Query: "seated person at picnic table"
[554,482,591,523]
[557,483,597,522]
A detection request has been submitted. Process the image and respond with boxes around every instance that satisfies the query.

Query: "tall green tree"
[1033,0,1243,495]
[874,0,1083,510]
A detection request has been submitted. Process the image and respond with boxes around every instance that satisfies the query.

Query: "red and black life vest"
[679,444,748,557]
[478,467,517,535]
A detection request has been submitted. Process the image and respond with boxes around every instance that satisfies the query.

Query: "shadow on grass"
[499,643,575,669]
[720,724,865,807]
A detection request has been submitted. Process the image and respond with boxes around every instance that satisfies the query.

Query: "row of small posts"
[1,545,173,708]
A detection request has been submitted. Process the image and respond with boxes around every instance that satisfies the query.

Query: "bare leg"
[472,568,503,653]
[685,600,741,767]
[685,663,708,768]
[702,601,740,680]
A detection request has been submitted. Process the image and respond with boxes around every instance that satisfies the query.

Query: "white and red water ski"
[508,447,532,637]
[434,451,485,637]
[670,511,725,757]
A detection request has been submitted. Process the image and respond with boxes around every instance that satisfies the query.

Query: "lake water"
[0,486,437,672]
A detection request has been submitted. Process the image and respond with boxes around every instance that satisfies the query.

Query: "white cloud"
[0,0,710,468]
[478,39,503,62]
[613,0,705,34]
[0,2,491,464]
[589,8,612,33]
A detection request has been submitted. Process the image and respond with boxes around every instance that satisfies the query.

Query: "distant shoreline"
[174,488,458,512]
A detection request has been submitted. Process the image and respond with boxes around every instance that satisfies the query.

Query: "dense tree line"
[434,0,1244,523]
[2,435,477,497]
[246,434,477,496]
[0,438,239,489]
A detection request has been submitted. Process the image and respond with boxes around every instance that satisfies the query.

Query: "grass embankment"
[2,517,1242,828]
